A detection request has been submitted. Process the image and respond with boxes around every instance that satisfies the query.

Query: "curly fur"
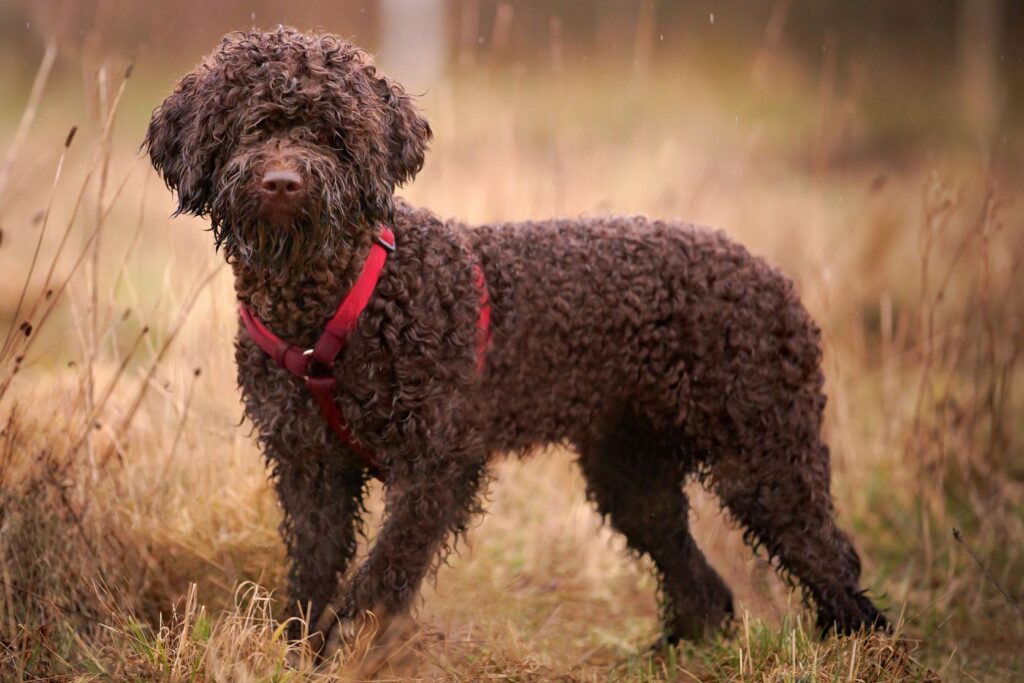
[146,27,885,647]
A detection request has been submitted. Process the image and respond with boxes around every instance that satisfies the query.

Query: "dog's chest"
[233,310,410,463]
[239,273,346,349]
[234,331,392,461]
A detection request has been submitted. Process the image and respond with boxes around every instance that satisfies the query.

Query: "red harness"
[239,227,491,479]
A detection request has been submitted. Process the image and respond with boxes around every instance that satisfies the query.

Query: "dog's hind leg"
[271,449,367,641]
[577,420,734,642]
[706,405,886,635]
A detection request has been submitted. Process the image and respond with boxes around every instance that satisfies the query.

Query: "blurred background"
[0,2,1021,680]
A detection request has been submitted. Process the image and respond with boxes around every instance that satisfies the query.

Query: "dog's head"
[144,27,431,266]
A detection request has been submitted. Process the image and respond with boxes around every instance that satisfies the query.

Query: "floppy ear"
[376,77,432,187]
[143,71,219,216]
[351,70,433,222]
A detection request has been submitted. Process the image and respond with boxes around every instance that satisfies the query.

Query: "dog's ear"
[143,71,219,216]
[346,68,433,222]
[375,76,432,187]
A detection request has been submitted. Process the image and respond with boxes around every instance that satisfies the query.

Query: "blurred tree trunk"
[958,0,1003,148]
[379,0,449,92]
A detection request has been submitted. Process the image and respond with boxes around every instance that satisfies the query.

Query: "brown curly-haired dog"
[145,27,885,653]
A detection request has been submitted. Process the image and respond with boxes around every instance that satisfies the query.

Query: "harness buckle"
[376,234,396,252]
[301,347,332,380]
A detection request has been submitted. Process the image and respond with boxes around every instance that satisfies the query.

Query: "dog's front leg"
[316,432,487,657]
[269,449,368,641]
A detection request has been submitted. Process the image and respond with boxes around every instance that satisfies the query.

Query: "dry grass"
[0,36,1022,681]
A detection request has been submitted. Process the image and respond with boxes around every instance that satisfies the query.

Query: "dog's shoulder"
[389,200,476,266]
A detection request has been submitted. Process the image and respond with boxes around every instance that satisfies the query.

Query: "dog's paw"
[312,604,388,663]
[306,606,426,675]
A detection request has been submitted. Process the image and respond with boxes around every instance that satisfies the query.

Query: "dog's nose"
[260,170,303,197]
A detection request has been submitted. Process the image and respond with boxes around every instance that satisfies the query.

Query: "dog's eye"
[244,116,293,141]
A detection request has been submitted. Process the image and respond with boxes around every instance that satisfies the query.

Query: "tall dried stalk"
[0,41,57,212]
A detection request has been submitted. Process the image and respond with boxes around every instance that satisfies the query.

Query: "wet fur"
[145,27,885,646]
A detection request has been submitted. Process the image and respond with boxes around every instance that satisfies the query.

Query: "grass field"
[1,28,1022,681]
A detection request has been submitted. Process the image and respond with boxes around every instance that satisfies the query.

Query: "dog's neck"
[231,230,376,348]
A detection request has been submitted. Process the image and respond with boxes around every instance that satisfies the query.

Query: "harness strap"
[239,227,490,481]
[311,231,395,369]
[305,376,379,466]
[474,264,491,373]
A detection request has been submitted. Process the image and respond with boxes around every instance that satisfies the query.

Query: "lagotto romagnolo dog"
[145,27,885,656]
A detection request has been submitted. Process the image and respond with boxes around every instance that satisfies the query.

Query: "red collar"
[239,227,490,480]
